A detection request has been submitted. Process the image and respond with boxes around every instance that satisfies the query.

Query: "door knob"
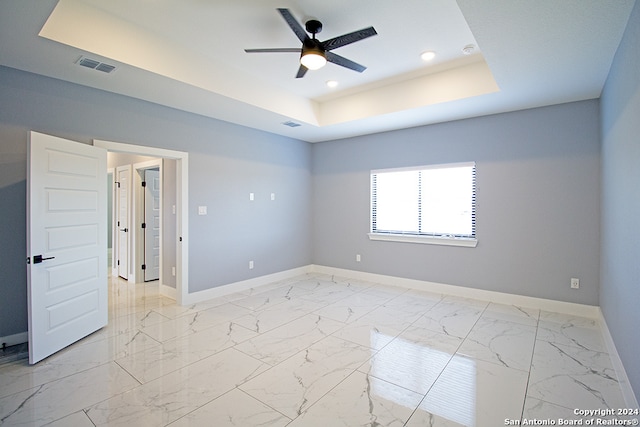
[33,255,55,264]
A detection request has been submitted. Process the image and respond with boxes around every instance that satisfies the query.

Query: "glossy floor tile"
[239,336,372,418]
[0,274,633,426]
[406,355,529,426]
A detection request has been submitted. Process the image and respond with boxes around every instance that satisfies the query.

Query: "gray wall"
[107,152,158,169]
[0,125,28,339]
[312,100,601,305]
[0,65,312,339]
[600,0,640,400]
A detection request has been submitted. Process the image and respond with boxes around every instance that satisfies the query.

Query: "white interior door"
[144,168,160,281]
[27,131,107,364]
[116,165,130,280]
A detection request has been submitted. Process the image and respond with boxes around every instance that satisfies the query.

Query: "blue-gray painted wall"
[0,66,312,338]
[600,0,640,402]
[312,101,601,305]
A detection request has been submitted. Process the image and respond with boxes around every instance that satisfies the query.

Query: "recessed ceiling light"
[326,80,339,88]
[421,51,436,61]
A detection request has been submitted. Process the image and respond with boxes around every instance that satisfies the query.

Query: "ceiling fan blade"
[278,8,308,43]
[295,64,309,79]
[326,52,366,73]
[322,27,377,51]
[244,48,301,53]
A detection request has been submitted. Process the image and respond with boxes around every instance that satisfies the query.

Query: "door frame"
[95,140,189,305]
[107,168,115,274]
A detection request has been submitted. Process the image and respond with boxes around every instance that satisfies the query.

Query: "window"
[370,162,477,247]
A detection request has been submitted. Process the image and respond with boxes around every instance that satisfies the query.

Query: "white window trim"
[368,232,478,247]
[370,161,475,175]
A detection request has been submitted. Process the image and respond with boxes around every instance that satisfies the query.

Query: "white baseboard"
[160,284,177,300]
[310,265,601,318]
[598,308,639,409]
[182,264,600,318]
[0,332,28,347]
[181,266,313,305]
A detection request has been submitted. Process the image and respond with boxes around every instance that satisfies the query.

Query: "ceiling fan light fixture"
[301,50,327,70]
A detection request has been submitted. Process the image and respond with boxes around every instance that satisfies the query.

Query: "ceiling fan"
[244,8,378,78]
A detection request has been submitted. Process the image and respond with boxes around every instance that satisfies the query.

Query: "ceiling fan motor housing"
[302,38,324,53]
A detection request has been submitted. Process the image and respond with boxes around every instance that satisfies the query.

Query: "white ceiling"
[0,0,635,142]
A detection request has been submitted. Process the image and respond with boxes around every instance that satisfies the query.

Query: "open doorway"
[97,140,189,305]
[142,166,161,282]
[128,159,162,286]
[115,163,131,281]
[131,159,178,299]
[107,169,114,269]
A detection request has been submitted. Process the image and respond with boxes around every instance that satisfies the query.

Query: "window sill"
[368,233,478,248]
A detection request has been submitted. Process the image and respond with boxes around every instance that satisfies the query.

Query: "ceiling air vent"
[282,121,301,128]
[75,56,117,74]
[95,63,116,73]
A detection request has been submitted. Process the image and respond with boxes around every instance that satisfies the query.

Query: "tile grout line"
[519,310,541,423]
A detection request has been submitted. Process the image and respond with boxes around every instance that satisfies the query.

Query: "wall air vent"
[282,121,302,128]
[75,56,117,74]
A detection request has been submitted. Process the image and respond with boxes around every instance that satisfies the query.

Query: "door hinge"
[115,181,120,188]
[141,181,146,187]
[141,222,146,229]
[141,264,146,270]
[117,260,120,266]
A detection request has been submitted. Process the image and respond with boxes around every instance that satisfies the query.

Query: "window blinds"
[371,162,476,239]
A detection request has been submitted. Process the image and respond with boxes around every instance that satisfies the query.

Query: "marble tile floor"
[0,274,632,426]
[0,344,28,368]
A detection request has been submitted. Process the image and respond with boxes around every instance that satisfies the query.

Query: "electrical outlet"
[571,278,580,289]
[172,266,176,276]
[271,193,276,201]
[356,254,361,262]
[249,260,254,270]
[249,193,254,201]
